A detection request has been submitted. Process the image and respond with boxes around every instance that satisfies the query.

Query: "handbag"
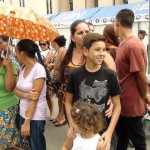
[21,138,32,150]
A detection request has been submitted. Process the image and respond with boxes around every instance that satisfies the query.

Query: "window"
[46,0,52,14]
[123,0,128,4]
[20,0,25,7]
[94,0,98,7]
[69,0,73,11]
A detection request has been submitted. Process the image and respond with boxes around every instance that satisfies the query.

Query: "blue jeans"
[20,116,46,150]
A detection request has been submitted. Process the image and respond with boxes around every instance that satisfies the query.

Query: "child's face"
[84,41,106,65]
[73,121,82,133]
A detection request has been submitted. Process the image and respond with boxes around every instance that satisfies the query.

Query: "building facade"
[0,0,146,15]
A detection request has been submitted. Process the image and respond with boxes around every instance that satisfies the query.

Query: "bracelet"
[24,116,31,122]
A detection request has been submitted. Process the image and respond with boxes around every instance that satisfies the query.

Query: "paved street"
[45,99,150,150]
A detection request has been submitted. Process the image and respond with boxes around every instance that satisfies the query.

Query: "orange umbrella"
[0,2,59,42]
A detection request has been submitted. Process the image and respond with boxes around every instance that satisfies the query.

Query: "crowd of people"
[0,8,149,150]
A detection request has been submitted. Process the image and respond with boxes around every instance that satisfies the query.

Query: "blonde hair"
[71,102,104,133]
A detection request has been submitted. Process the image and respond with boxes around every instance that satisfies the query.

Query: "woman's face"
[71,23,89,48]
[15,47,23,65]
[39,41,49,51]
[0,39,8,51]
[51,41,57,49]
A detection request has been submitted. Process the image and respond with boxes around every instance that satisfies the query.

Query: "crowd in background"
[0,8,150,150]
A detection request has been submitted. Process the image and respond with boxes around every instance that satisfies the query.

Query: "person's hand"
[105,99,113,118]
[146,104,150,111]
[47,63,54,71]
[24,89,39,101]
[99,131,112,150]
[21,121,30,138]
[2,58,12,70]
[67,123,76,140]
[145,94,150,105]
[97,139,105,150]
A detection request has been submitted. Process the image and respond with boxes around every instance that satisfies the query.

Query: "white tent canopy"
[46,1,149,26]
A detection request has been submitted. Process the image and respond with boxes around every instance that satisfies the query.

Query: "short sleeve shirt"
[0,64,19,110]
[115,36,147,117]
[16,62,47,120]
[66,66,121,128]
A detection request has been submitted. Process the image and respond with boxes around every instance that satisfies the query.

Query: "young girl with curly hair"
[62,101,104,150]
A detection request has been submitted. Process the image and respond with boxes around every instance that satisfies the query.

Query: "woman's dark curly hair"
[53,35,66,47]
[60,20,87,81]
[71,101,104,134]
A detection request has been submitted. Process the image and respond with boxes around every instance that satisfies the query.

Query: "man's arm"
[136,70,148,100]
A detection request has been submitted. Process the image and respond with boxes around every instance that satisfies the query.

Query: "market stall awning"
[87,1,149,24]
[50,7,100,26]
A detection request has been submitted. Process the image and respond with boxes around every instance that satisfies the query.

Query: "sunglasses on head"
[39,43,47,46]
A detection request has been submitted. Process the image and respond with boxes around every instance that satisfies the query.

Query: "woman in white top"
[15,39,47,150]
[39,41,52,65]
[62,102,104,150]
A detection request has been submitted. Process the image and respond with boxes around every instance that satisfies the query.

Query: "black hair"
[83,33,106,49]
[116,9,134,28]
[0,35,9,42]
[138,30,147,35]
[0,35,13,57]
[53,35,66,47]
[0,35,12,44]
[17,39,52,88]
[39,41,50,49]
[17,39,39,58]
[60,20,88,81]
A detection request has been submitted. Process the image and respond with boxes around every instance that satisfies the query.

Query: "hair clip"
[76,109,80,114]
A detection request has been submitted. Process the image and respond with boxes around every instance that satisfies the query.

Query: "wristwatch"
[24,116,31,122]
